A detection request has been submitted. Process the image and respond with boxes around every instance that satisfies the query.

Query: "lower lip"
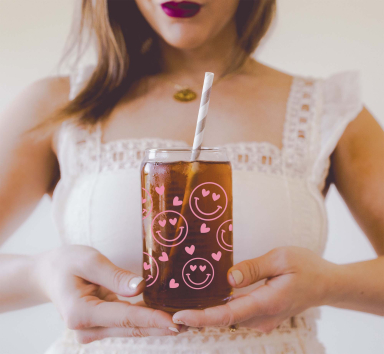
[161,1,201,18]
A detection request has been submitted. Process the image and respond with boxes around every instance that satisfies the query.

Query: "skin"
[0,0,383,344]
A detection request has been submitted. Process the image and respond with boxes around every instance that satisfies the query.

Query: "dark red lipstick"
[161,1,202,18]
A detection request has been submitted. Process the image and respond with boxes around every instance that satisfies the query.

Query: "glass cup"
[141,148,233,313]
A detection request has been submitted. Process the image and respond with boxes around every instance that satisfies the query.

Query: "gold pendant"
[174,88,197,102]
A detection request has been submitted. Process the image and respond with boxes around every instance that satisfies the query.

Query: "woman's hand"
[33,245,183,343]
[172,247,337,332]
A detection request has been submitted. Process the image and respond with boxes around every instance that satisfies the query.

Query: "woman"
[0,0,383,353]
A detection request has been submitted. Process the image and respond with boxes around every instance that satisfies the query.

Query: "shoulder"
[334,106,382,167]
[0,76,71,195]
[20,76,70,122]
[2,75,70,122]
[0,76,70,156]
[2,76,71,130]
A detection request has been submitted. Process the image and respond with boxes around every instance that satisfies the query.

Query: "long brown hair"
[34,0,276,133]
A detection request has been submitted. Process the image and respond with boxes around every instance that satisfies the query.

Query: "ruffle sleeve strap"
[311,71,363,190]
[68,65,95,101]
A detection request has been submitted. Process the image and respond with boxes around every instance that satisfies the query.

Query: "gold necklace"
[169,61,249,103]
[173,84,198,102]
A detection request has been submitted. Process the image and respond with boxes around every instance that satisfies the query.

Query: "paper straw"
[162,73,215,274]
[191,72,214,161]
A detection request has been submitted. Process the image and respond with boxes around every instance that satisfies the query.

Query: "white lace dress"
[45,67,362,354]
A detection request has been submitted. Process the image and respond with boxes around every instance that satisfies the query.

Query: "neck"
[157,20,246,84]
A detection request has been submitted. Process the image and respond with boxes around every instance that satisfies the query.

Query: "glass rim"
[144,147,226,153]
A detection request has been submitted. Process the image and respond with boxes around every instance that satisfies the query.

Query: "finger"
[75,326,180,344]
[85,301,182,331]
[227,248,290,288]
[96,286,119,302]
[173,291,271,327]
[229,292,248,301]
[239,315,282,333]
[75,252,146,297]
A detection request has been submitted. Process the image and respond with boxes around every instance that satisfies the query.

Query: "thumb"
[227,248,285,288]
[77,253,146,297]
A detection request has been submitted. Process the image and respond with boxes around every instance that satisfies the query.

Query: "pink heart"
[169,218,177,226]
[212,193,220,201]
[143,262,151,270]
[169,279,179,289]
[199,265,206,272]
[190,265,197,271]
[212,251,222,261]
[185,245,195,255]
[173,196,183,206]
[159,220,166,227]
[200,223,210,233]
[142,199,146,203]
[155,185,165,195]
[202,189,210,197]
[229,224,233,232]
[159,252,168,262]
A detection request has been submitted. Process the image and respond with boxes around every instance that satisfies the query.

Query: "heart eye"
[202,189,210,197]
[159,220,166,227]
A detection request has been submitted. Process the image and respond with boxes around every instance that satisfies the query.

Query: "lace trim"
[61,122,187,175]
[59,76,317,179]
[223,142,282,174]
[99,138,189,173]
[45,311,325,354]
[282,77,317,178]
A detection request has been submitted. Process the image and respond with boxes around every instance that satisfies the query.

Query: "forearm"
[326,256,384,316]
[0,254,48,313]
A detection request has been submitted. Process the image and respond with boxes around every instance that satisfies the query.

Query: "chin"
[161,27,211,50]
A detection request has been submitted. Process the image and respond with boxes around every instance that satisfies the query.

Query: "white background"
[0,0,383,353]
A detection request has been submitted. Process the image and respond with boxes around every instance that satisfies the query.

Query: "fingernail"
[173,318,185,325]
[168,327,179,333]
[230,270,243,285]
[129,276,145,289]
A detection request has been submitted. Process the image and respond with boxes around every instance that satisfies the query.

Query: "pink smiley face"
[142,188,153,220]
[216,219,233,252]
[151,210,188,247]
[142,252,159,287]
[189,182,228,221]
[182,258,215,290]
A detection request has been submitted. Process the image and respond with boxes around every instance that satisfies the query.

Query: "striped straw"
[191,72,214,161]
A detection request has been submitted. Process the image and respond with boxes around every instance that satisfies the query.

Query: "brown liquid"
[141,161,233,313]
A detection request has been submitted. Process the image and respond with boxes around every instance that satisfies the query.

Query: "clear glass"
[141,148,233,313]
